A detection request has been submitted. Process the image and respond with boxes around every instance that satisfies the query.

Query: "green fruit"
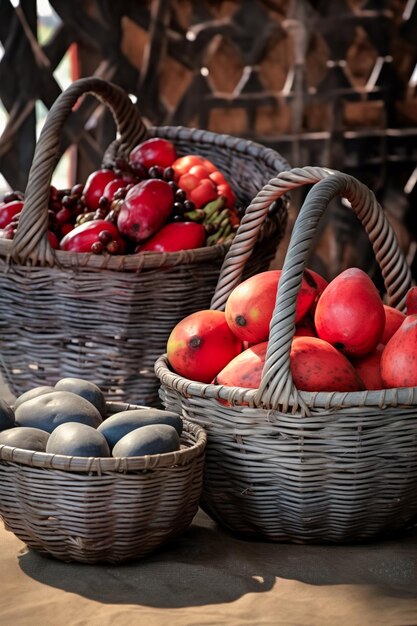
[46,422,110,457]
[0,399,15,432]
[112,424,180,457]
[54,377,106,417]
[98,408,183,449]
[0,426,49,452]
[14,386,56,409]
[15,391,103,433]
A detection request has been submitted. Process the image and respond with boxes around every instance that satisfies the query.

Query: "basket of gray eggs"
[0,377,206,564]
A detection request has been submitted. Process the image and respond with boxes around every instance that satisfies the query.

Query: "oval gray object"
[46,422,110,457]
[0,426,49,452]
[0,399,15,431]
[112,424,180,458]
[98,408,183,449]
[14,386,56,409]
[54,378,106,417]
[15,391,103,433]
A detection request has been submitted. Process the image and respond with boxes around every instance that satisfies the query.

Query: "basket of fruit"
[0,77,289,405]
[0,377,206,563]
[155,165,417,544]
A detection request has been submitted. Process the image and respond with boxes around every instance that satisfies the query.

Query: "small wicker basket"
[0,77,289,406]
[0,401,207,563]
[156,166,417,544]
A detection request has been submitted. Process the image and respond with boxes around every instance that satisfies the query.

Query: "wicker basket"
[155,165,417,544]
[0,77,289,405]
[0,401,206,563]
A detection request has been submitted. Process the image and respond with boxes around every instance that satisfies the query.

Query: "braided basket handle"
[12,77,148,266]
[212,167,412,412]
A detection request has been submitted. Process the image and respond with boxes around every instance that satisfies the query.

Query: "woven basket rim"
[0,402,207,473]
[155,353,417,413]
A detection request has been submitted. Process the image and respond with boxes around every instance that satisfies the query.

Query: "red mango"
[138,222,206,253]
[83,169,117,210]
[381,314,417,388]
[350,344,384,390]
[225,269,318,344]
[60,219,125,254]
[406,287,417,315]
[129,138,177,169]
[117,179,174,243]
[381,305,406,344]
[315,268,385,357]
[0,200,24,228]
[167,310,242,383]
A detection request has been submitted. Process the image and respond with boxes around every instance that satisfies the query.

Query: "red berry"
[47,231,60,249]
[91,241,104,254]
[129,138,177,170]
[98,230,113,245]
[55,207,73,225]
[106,240,120,254]
[61,223,74,236]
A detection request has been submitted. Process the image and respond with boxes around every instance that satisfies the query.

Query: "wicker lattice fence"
[0,0,417,279]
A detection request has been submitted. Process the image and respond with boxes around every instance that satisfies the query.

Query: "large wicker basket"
[0,77,289,405]
[156,166,417,544]
[0,401,206,563]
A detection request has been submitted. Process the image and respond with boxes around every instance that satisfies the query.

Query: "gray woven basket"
[0,401,207,563]
[155,166,417,544]
[0,77,289,405]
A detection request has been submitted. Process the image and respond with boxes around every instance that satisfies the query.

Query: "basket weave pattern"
[0,404,207,563]
[156,166,417,543]
[0,77,289,405]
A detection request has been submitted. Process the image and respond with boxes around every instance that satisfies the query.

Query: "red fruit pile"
[0,138,242,255]
[167,266,416,394]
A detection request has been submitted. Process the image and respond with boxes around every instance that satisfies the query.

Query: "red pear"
[314,268,385,357]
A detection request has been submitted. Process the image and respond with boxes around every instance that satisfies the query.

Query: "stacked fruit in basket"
[0,138,243,254]
[166,267,417,393]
